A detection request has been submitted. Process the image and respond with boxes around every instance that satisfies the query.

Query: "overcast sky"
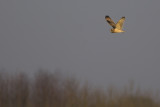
[0,0,160,90]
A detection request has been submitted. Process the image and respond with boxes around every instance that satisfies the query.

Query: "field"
[0,70,159,107]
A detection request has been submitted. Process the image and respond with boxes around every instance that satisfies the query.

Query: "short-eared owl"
[105,16,125,33]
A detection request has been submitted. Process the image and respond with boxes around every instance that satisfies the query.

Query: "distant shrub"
[0,70,159,107]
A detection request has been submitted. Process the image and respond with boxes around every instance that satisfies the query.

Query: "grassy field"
[0,70,159,107]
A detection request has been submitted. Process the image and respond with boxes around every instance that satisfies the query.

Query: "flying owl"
[105,16,125,33]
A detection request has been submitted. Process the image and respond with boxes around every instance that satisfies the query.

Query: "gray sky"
[0,0,160,90]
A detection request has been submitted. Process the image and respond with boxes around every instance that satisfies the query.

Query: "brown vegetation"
[0,70,159,107]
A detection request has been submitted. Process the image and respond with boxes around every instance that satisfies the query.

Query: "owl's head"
[110,29,114,33]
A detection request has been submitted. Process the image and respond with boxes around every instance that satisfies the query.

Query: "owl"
[105,16,125,33]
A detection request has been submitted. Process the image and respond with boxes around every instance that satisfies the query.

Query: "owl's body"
[105,16,125,33]
[110,28,125,33]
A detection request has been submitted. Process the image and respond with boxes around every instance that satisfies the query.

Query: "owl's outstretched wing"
[116,17,125,30]
[105,16,116,28]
